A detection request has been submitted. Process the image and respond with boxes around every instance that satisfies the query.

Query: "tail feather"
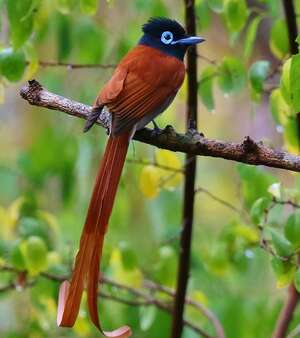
[57,132,132,338]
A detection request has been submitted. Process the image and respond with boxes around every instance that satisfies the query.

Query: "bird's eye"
[161,31,174,45]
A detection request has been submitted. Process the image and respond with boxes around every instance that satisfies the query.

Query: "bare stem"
[170,1,199,337]
[272,285,299,338]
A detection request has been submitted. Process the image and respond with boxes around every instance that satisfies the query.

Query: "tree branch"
[0,266,219,338]
[19,80,300,172]
[272,285,300,338]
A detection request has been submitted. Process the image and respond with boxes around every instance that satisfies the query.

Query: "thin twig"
[272,285,300,338]
[31,60,116,69]
[0,266,216,338]
[126,158,184,173]
[145,280,225,338]
[195,186,244,215]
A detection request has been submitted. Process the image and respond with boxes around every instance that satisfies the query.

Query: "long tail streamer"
[57,132,132,338]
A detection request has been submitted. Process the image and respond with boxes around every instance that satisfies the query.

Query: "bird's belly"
[135,94,176,131]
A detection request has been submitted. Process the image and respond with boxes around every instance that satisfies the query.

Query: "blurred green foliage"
[1,0,300,338]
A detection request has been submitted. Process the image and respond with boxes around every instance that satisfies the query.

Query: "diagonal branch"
[19,80,300,172]
[1,267,218,338]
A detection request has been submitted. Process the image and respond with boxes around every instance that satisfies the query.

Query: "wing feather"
[97,45,186,135]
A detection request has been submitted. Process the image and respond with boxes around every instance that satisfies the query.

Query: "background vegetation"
[1,0,300,337]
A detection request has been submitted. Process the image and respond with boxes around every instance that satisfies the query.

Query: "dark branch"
[28,60,116,69]
[19,80,300,172]
[170,2,198,337]
[1,267,217,338]
[272,285,300,338]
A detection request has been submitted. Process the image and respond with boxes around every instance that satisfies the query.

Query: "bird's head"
[139,17,205,60]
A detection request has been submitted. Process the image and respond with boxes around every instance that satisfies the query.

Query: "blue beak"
[172,36,205,45]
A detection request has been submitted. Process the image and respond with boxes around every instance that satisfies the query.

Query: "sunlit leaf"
[207,0,223,13]
[234,224,259,243]
[294,268,300,292]
[56,0,76,14]
[271,256,296,288]
[80,0,98,15]
[20,236,48,276]
[110,248,142,288]
[269,88,291,126]
[270,19,289,59]
[244,16,262,59]
[290,54,300,111]
[283,118,299,154]
[155,149,183,190]
[280,58,292,106]
[139,165,161,198]
[224,0,248,32]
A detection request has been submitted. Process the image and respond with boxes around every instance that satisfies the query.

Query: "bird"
[56,17,205,338]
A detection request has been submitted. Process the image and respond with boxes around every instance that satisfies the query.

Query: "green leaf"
[280,58,292,106]
[285,212,300,249]
[207,0,223,13]
[80,0,98,15]
[56,0,76,14]
[10,241,26,270]
[74,19,106,63]
[139,306,157,331]
[7,0,34,49]
[269,88,291,126]
[269,228,294,258]
[196,0,211,31]
[218,56,246,94]
[271,256,296,288]
[198,66,216,111]
[119,241,137,271]
[248,60,270,101]
[283,117,299,154]
[237,164,276,209]
[244,16,262,59]
[0,48,26,82]
[290,54,300,111]
[224,0,248,32]
[21,236,48,276]
[56,14,72,61]
[294,268,300,292]
[250,197,271,225]
[270,19,289,59]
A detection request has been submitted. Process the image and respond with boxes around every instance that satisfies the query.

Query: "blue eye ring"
[161,31,174,45]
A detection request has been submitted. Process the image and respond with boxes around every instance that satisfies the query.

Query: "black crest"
[142,17,186,39]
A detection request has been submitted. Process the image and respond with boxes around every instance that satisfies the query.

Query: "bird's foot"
[83,105,103,133]
[152,120,162,132]
[151,120,163,137]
